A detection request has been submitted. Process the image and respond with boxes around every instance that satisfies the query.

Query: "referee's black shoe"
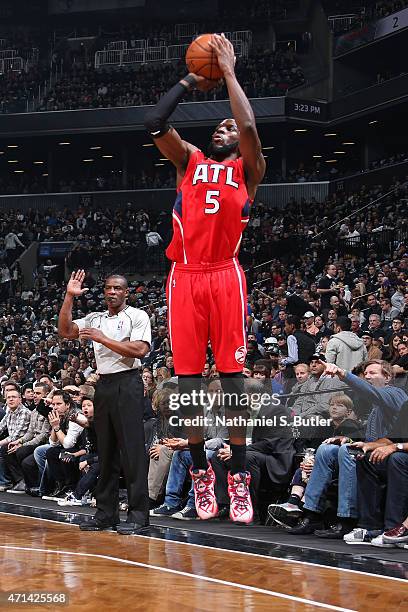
[116,521,150,535]
[79,518,119,532]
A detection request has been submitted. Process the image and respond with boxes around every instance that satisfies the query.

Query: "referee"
[58,270,151,534]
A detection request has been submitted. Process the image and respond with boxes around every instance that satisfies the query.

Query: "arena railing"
[0,182,330,213]
[327,14,360,33]
[94,30,252,68]
[0,57,25,74]
[0,49,17,59]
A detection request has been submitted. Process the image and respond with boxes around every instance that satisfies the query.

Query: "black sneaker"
[315,521,357,539]
[287,516,324,535]
[116,522,149,535]
[149,504,181,517]
[79,519,118,532]
[7,480,26,494]
[26,487,41,497]
[171,506,198,520]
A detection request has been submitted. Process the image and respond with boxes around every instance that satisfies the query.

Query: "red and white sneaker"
[190,464,218,520]
[228,471,253,524]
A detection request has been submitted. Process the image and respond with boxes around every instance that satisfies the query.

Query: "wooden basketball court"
[1,510,407,611]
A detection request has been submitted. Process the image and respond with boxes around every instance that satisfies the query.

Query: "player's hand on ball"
[209,33,236,77]
[186,73,222,92]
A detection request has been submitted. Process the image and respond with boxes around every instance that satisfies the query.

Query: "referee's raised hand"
[66,269,89,297]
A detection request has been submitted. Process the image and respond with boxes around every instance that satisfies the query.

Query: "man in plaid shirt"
[0,389,31,491]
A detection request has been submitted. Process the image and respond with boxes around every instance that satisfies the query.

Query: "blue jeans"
[304,444,358,518]
[165,449,215,509]
[34,444,51,493]
[0,447,12,486]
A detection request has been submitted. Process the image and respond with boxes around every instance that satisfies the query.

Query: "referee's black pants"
[93,370,148,526]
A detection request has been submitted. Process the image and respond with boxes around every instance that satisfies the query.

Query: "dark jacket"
[345,373,408,441]
[247,401,296,485]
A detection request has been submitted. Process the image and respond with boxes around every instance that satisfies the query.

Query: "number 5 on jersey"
[205,190,220,214]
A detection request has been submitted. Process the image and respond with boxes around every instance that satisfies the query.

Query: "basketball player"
[144,34,265,524]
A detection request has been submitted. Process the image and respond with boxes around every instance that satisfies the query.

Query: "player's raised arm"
[144,75,213,177]
[210,34,265,197]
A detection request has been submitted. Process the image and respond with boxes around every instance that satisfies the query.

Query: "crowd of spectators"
[0,168,407,545]
[0,13,306,115]
[0,65,50,114]
[38,46,304,112]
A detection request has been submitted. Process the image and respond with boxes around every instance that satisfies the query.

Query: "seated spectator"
[150,378,228,519]
[325,316,367,371]
[315,315,333,343]
[344,401,408,546]
[0,388,31,491]
[281,315,316,370]
[288,360,407,538]
[269,393,363,526]
[3,385,51,493]
[290,354,345,420]
[144,388,183,508]
[391,341,408,379]
[303,312,319,338]
[210,380,296,524]
[57,396,98,506]
[142,368,156,400]
[38,390,84,499]
[286,363,310,416]
[380,298,400,327]
[155,366,171,389]
[22,384,35,410]
[361,331,383,360]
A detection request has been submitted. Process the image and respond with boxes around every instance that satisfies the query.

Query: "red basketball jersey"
[166,150,252,264]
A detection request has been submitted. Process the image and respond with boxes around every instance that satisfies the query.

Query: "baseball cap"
[264,337,278,345]
[310,353,326,362]
[303,311,315,318]
[361,331,373,338]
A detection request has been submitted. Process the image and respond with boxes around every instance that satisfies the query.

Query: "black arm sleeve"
[144,79,191,138]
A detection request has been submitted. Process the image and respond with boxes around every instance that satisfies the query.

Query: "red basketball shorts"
[166,258,248,374]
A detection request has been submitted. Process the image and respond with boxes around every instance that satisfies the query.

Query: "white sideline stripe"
[1,511,407,585]
[172,212,187,263]
[167,261,176,352]
[0,544,356,612]
[232,257,247,353]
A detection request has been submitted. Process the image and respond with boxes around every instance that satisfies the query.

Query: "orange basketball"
[185,33,223,81]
